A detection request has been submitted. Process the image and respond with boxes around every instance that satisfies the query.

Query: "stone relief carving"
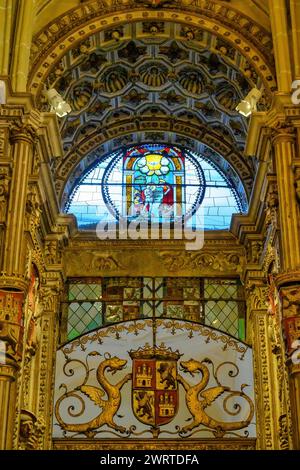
[246,240,263,264]
[265,183,279,228]
[18,411,45,450]
[0,166,11,222]
[159,251,244,273]
[25,186,42,232]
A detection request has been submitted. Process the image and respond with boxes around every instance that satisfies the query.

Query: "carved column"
[269,0,292,92]
[0,0,14,76]
[0,290,24,449]
[270,120,300,448]
[36,273,63,449]
[275,278,300,449]
[247,282,293,449]
[10,0,35,92]
[290,0,300,79]
[272,123,300,271]
[0,122,37,448]
[3,123,36,278]
[0,359,19,449]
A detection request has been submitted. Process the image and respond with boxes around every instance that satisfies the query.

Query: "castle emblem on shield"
[129,344,181,427]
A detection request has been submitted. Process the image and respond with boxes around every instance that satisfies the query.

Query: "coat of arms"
[129,344,181,428]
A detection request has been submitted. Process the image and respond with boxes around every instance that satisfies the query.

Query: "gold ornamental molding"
[275,271,300,289]
[28,1,276,97]
[53,437,256,450]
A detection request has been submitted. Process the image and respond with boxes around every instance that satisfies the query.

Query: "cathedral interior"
[0,0,300,451]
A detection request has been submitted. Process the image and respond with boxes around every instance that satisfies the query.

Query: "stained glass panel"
[205,300,240,338]
[66,277,245,341]
[67,301,102,340]
[66,144,247,230]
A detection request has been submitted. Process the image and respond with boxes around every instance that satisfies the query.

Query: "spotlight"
[236,87,262,117]
[44,88,71,117]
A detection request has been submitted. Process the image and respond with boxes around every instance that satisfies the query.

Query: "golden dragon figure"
[178,358,254,437]
[55,356,131,438]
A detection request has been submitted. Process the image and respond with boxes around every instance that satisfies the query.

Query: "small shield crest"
[130,344,180,427]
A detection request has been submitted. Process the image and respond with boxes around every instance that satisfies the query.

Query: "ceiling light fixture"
[44,88,71,117]
[236,87,262,117]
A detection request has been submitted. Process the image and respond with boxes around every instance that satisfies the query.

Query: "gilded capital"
[271,121,296,144]
[247,283,269,311]
[9,122,37,145]
[0,360,19,381]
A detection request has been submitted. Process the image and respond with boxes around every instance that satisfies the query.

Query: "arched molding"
[55,114,253,207]
[28,1,276,98]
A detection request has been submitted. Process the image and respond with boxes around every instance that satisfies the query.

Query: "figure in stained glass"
[66,143,247,230]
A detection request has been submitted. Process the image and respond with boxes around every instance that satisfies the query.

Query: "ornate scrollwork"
[55,354,132,437]
[247,284,269,311]
[177,358,254,437]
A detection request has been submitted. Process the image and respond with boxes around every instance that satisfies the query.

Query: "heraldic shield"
[129,344,181,427]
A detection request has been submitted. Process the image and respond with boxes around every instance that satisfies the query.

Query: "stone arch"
[56,115,253,209]
[28,1,276,100]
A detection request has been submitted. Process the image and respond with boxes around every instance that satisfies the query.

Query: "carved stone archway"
[28,1,276,99]
[56,116,253,208]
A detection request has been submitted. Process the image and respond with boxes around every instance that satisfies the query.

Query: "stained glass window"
[66,144,247,230]
[65,277,245,342]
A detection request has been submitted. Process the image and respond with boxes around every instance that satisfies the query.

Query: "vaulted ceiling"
[30,1,275,207]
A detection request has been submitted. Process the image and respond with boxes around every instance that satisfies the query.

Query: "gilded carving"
[265,182,279,228]
[55,340,254,439]
[281,287,300,318]
[271,121,296,143]
[53,437,256,450]
[92,254,125,271]
[178,359,254,437]
[55,355,132,437]
[0,166,11,222]
[35,273,64,449]
[247,284,269,311]
[0,290,24,356]
[247,277,294,449]
[25,186,42,233]
[0,0,298,454]
[29,1,276,99]
[246,240,263,264]
[18,411,45,450]
[294,166,300,204]
[9,122,37,144]
[67,251,127,274]
[44,240,64,266]
[159,251,244,274]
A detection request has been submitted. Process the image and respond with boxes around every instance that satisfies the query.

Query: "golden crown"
[129,343,181,361]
